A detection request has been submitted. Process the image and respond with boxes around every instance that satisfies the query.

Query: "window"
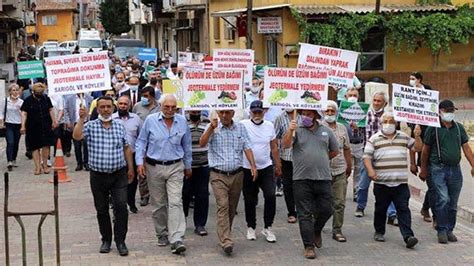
[357,28,385,71]
[213,17,221,41]
[42,15,57,26]
[224,17,236,41]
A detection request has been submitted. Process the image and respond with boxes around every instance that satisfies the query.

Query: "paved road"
[0,143,474,265]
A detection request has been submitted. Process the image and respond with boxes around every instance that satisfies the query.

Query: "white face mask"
[250,86,260,94]
[382,124,396,135]
[285,108,294,113]
[324,115,336,123]
[409,80,416,87]
[441,112,455,122]
[347,96,358,103]
[98,114,112,122]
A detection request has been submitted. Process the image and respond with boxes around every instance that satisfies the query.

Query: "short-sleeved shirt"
[207,121,252,172]
[20,94,53,130]
[83,119,128,173]
[132,101,160,121]
[292,123,339,181]
[363,131,415,187]
[423,122,469,166]
[241,119,276,170]
[322,121,351,176]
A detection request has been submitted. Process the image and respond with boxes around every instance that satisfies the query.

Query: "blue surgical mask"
[130,85,138,92]
[141,97,150,106]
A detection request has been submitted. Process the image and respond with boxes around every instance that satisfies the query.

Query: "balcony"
[2,0,20,9]
[175,0,206,6]
[163,0,206,11]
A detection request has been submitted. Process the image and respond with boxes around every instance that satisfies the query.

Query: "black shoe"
[223,244,233,255]
[405,236,418,249]
[84,164,90,171]
[7,165,13,172]
[99,241,111,253]
[65,152,71,157]
[447,232,458,242]
[171,241,186,254]
[354,208,364,217]
[25,151,32,160]
[129,206,138,214]
[194,226,208,236]
[116,242,129,256]
[438,232,448,244]
[387,216,399,227]
[75,164,83,171]
[140,197,149,206]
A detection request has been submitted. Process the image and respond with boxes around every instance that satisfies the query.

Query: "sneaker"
[171,241,186,254]
[374,233,385,242]
[194,226,208,236]
[246,227,256,240]
[157,235,170,246]
[12,160,18,167]
[304,246,316,259]
[447,232,458,242]
[262,227,277,243]
[222,244,233,255]
[405,236,418,249]
[47,159,52,167]
[437,232,448,244]
[387,216,399,227]
[275,187,284,197]
[354,208,364,217]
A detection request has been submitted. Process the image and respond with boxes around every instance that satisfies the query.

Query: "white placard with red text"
[45,51,111,95]
[257,17,282,34]
[263,67,328,110]
[392,83,440,127]
[212,49,254,89]
[183,70,244,110]
[297,43,358,89]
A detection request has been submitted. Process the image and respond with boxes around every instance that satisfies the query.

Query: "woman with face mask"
[20,82,57,175]
[409,72,433,90]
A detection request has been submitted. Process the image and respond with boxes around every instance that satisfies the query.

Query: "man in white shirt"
[241,100,282,243]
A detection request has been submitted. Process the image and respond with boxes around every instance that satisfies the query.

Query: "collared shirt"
[207,121,252,172]
[188,117,210,168]
[132,101,160,121]
[322,121,351,176]
[49,94,64,124]
[274,111,293,161]
[365,108,383,142]
[135,113,192,168]
[424,122,469,166]
[1,97,23,124]
[75,96,81,123]
[363,131,414,187]
[112,112,143,153]
[83,119,128,173]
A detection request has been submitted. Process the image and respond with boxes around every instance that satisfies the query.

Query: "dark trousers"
[73,139,88,166]
[374,183,414,240]
[422,172,437,218]
[5,123,21,162]
[182,166,210,227]
[294,179,333,247]
[243,166,276,229]
[281,159,297,217]
[127,154,138,209]
[90,167,129,243]
[62,129,73,154]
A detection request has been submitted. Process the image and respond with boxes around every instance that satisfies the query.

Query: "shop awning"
[211,4,291,17]
[294,4,456,16]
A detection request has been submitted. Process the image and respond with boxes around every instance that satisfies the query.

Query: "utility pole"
[246,0,252,49]
[79,0,83,29]
[375,0,381,14]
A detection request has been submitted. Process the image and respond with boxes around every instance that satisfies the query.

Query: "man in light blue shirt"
[135,94,192,255]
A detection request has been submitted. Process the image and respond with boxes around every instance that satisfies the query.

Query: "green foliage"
[416,0,451,5]
[469,76,474,91]
[99,0,132,35]
[291,5,474,55]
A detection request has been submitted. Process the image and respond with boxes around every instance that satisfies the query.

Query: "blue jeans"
[430,163,463,233]
[357,161,397,217]
[5,123,21,162]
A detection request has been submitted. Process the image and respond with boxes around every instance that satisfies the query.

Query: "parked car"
[38,47,72,60]
[42,41,59,48]
[59,41,78,52]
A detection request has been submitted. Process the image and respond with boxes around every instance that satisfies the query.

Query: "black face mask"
[150,78,158,85]
[189,114,201,122]
[118,109,129,117]
[33,92,43,98]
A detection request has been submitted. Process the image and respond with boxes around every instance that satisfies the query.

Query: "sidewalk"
[1,140,474,265]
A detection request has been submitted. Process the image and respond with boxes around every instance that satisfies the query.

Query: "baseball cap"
[439,99,458,111]
[250,100,264,112]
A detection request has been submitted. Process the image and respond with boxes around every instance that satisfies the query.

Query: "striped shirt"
[188,117,210,168]
[363,131,415,187]
[274,111,293,161]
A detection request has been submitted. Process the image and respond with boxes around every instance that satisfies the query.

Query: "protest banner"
[392,83,440,127]
[182,70,244,110]
[337,100,370,127]
[17,60,45,80]
[257,17,282,34]
[364,82,389,104]
[163,79,184,108]
[297,43,358,89]
[138,48,157,61]
[178,51,204,70]
[212,49,254,89]
[263,67,328,110]
[44,51,111,95]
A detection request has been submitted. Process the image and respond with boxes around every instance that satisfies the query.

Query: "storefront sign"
[257,17,282,34]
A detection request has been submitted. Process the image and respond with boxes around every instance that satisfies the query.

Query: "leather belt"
[146,157,182,166]
[211,167,242,176]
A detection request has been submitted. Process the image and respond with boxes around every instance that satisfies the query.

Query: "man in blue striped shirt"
[135,94,192,255]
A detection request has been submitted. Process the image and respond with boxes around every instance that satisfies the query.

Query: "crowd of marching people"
[1,52,474,260]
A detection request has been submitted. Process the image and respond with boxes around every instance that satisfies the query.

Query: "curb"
[408,184,474,223]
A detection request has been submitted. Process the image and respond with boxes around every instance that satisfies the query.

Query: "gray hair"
[8,83,19,92]
[345,87,358,96]
[373,91,387,103]
[159,93,177,105]
[381,111,395,121]
[326,100,339,111]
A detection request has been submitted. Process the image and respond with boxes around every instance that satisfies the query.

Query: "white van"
[59,40,78,52]
[78,29,102,53]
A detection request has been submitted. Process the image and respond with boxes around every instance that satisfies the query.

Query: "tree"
[99,0,132,35]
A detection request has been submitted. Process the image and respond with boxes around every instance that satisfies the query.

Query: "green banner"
[17,60,45,80]
[337,100,370,127]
